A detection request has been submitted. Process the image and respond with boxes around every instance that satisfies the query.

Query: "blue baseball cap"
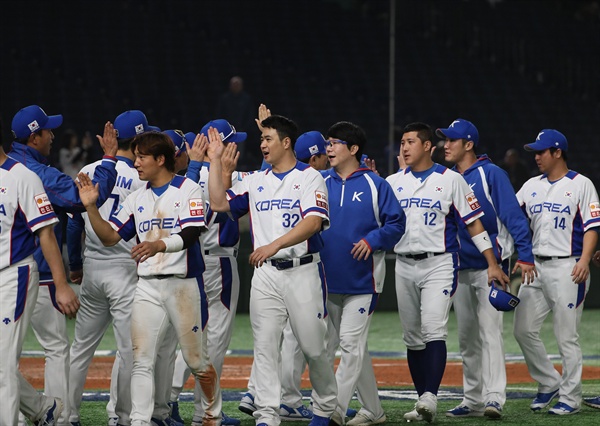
[163,129,187,157]
[11,105,63,139]
[114,110,150,139]
[436,118,479,146]
[147,125,162,132]
[524,129,568,152]
[184,131,197,147]
[488,282,520,312]
[294,131,327,160]
[200,119,246,143]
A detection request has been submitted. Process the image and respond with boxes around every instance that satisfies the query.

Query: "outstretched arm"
[207,127,231,212]
[76,173,122,246]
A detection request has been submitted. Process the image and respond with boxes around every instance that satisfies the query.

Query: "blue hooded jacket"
[454,155,534,270]
[321,167,405,294]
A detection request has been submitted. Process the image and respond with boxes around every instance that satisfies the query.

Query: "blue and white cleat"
[280,404,313,421]
[530,389,559,411]
[548,402,580,415]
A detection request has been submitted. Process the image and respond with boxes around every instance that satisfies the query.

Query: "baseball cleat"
[445,404,484,417]
[346,408,358,418]
[583,396,600,409]
[403,408,423,422]
[548,402,580,415]
[346,411,386,426]
[329,410,344,426]
[221,411,242,426]
[530,389,559,411]
[238,392,257,416]
[34,398,63,426]
[168,401,184,424]
[308,414,330,426]
[280,404,313,421]
[484,401,502,419]
[108,417,119,426]
[415,392,437,423]
[151,417,183,426]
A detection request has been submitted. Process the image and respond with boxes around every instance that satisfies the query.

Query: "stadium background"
[2,0,599,309]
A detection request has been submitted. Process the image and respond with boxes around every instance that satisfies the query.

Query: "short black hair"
[549,147,568,161]
[261,115,299,148]
[403,122,434,145]
[326,121,367,161]
[131,132,175,172]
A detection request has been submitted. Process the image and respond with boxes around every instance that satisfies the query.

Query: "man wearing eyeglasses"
[320,122,404,426]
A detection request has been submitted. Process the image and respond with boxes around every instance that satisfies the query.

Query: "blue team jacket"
[9,142,117,281]
[320,167,405,294]
[454,155,534,270]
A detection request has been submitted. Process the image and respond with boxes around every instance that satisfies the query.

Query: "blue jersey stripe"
[14,265,30,322]
[219,257,233,310]
[195,275,209,331]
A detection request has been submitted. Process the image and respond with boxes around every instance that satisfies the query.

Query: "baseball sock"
[423,340,447,395]
[407,348,426,396]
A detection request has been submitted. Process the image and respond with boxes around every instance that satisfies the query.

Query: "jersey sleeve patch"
[465,191,480,211]
[34,193,54,215]
[315,190,328,209]
[590,201,600,218]
[189,198,204,217]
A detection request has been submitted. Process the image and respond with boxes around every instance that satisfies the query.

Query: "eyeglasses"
[325,138,348,148]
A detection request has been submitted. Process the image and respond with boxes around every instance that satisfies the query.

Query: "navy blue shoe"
[35,399,63,426]
[346,408,358,418]
[308,414,330,426]
[168,401,184,424]
[584,396,600,409]
[222,411,241,426]
[548,402,580,415]
[530,389,559,411]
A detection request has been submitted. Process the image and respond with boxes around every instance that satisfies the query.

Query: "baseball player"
[9,105,117,426]
[513,130,600,415]
[206,115,338,426]
[167,120,246,426]
[438,118,536,419]
[66,111,148,426]
[322,121,404,426]
[386,122,509,423]
[0,120,79,426]
[76,131,220,426]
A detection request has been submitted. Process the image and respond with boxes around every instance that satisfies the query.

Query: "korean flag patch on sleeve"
[34,193,54,214]
[189,198,204,217]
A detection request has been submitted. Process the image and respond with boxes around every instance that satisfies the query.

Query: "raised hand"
[254,103,272,132]
[187,133,208,162]
[207,127,225,160]
[222,142,240,175]
[96,121,118,157]
[364,158,380,176]
[76,172,100,208]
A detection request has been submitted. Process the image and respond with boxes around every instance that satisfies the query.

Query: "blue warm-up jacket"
[9,142,117,281]
[320,167,405,295]
[454,155,534,270]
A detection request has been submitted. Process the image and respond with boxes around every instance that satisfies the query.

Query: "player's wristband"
[162,235,184,253]
[472,230,492,253]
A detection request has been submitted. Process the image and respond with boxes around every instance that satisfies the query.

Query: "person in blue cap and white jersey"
[513,129,600,415]
[439,118,536,419]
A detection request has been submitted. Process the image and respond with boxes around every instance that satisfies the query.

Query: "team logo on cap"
[34,193,54,214]
[28,120,40,132]
[135,124,144,135]
[315,190,328,209]
[308,145,319,155]
[189,198,204,217]
[465,192,480,211]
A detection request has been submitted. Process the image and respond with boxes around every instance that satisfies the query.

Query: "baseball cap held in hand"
[489,281,520,311]
[12,105,63,139]
[524,129,568,152]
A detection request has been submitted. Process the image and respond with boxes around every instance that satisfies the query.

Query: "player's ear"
[282,136,291,149]
[156,154,166,166]
[349,144,359,155]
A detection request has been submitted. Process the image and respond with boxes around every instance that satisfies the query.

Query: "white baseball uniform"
[224,163,337,425]
[514,170,600,408]
[67,156,143,425]
[169,162,242,423]
[0,158,59,426]
[110,174,220,425]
